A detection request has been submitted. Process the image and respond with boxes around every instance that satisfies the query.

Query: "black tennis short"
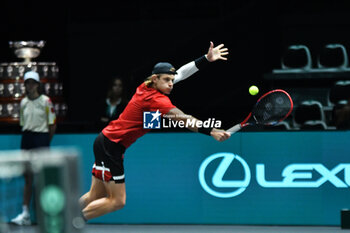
[92,133,126,183]
[21,131,50,150]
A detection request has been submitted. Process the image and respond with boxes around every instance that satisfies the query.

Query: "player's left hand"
[206,41,229,62]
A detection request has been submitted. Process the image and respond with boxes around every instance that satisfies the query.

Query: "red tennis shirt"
[102,83,176,148]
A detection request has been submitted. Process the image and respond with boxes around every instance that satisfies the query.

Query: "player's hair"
[144,74,160,87]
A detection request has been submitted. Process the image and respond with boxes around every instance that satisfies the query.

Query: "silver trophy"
[9,41,46,64]
[7,104,13,116]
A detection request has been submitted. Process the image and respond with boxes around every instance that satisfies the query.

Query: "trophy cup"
[0,40,67,124]
[9,41,45,64]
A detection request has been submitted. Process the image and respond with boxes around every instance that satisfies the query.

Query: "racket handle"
[227,124,242,135]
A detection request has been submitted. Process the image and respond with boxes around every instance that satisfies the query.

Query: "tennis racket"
[227,89,293,134]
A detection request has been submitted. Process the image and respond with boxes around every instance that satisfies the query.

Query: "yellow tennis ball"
[249,85,259,95]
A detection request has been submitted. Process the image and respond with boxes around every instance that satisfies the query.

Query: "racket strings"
[253,92,292,125]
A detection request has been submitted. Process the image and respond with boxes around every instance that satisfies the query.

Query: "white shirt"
[20,95,56,133]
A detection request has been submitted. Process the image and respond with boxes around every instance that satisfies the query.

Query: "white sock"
[22,205,30,216]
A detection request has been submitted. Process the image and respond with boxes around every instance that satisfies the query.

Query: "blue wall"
[1,131,350,225]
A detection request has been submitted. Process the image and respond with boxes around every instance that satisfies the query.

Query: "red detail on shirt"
[102,83,175,148]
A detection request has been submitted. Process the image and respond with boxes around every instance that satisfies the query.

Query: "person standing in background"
[99,77,128,127]
[11,71,56,226]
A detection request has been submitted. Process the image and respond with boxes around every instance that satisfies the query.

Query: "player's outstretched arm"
[174,42,229,84]
[166,107,230,142]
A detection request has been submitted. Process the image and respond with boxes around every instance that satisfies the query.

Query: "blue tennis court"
[8,224,345,233]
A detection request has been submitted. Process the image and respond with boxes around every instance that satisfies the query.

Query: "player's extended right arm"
[173,56,208,84]
[173,42,229,84]
[167,107,230,142]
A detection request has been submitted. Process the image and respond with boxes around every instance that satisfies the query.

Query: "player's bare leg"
[82,179,126,220]
[79,176,107,209]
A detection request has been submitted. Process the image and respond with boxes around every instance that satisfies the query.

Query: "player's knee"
[110,197,126,211]
[119,199,126,209]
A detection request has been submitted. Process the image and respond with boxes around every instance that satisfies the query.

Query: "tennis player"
[79,42,230,220]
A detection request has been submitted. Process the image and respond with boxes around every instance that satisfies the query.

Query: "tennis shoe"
[10,213,31,226]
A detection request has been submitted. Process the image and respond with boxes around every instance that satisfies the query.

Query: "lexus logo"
[198,152,251,198]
